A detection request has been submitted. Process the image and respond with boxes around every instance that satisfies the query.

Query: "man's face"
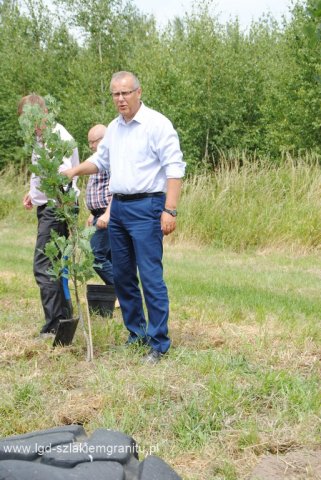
[88,134,103,152]
[110,75,141,122]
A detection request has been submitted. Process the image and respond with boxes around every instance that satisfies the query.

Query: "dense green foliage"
[0,0,320,171]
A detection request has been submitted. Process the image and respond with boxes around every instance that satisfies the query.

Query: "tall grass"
[176,155,321,251]
[3,155,321,252]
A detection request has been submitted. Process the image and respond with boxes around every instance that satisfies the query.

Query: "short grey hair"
[110,71,140,91]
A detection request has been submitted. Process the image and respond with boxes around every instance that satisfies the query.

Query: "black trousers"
[34,205,70,333]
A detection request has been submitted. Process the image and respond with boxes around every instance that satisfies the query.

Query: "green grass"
[1,165,321,479]
[1,228,321,478]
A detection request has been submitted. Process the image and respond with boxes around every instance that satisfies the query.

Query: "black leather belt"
[90,208,106,216]
[113,192,164,201]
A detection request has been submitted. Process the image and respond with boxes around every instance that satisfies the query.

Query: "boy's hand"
[23,193,33,210]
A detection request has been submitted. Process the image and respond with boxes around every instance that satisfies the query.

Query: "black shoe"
[141,348,164,365]
[40,325,58,335]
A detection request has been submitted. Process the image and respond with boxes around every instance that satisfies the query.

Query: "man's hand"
[87,214,94,227]
[23,193,33,210]
[97,211,110,229]
[61,168,74,180]
[161,211,176,235]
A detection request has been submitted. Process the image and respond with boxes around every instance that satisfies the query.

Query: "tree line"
[0,0,320,172]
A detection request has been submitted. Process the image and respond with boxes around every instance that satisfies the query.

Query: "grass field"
[1,205,321,479]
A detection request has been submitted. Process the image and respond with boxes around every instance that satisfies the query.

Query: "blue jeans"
[109,195,170,353]
[91,215,114,285]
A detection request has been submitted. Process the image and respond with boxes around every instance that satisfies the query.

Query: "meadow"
[0,162,321,479]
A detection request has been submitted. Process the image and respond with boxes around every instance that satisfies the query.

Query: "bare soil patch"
[249,449,321,479]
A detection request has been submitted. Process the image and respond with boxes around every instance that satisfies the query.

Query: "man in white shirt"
[19,94,80,337]
[63,71,186,363]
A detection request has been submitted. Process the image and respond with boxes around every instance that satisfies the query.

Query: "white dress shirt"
[90,103,186,194]
[29,123,80,206]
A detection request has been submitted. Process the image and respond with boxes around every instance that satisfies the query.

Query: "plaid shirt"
[85,171,112,211]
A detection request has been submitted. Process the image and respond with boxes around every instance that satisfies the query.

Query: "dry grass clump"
[54,390,106,425]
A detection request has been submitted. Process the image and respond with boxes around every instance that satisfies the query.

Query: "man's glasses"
[110,88,138,99]
[89,137,103,145]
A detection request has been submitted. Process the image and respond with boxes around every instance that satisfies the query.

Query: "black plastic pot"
[86,284,116,317]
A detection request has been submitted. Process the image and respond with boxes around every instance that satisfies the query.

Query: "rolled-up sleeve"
[156,119,186,179]
[89,136,110,172]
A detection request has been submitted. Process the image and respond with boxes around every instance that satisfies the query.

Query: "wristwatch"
[163,208,177,217]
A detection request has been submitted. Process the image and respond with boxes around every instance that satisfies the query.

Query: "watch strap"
[163,208,177,217]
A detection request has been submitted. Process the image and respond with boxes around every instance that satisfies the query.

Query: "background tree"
[1,0,320,173]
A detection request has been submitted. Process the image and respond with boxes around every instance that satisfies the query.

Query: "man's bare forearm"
[62,160,99,179]
[165,178,182,209]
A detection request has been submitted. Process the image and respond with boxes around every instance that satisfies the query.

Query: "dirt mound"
[249,449,321,479]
